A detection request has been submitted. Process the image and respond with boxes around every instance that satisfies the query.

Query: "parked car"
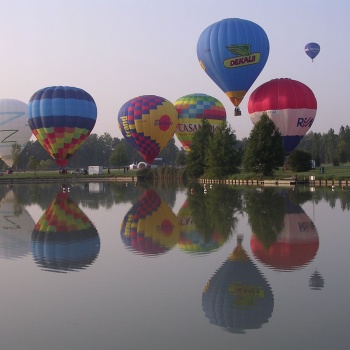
[71,168,88,175]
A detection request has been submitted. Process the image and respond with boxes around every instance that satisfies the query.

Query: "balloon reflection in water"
[309,270,324,290]
[31,191,100,273]
[202,237,274,333]
[250,198,319,271]
[177,200,225,255]
[121,189,180,256]
[0,190,34,259]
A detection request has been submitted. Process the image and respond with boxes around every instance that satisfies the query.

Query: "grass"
[1,163,350,182]
[226,163,350,181]
[0,168,139,180]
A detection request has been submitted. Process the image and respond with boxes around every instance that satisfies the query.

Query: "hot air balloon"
[0,99,32,167]
[202,236,274,333]
[248,78,317,154]
[120,189,180,256]
[27,86,97,168]
[31,190,100,272]
[305,42,320,62]
[118,95,178,164]
[197,18,269,116]
[250,196,319,271]
[174,93,226,152]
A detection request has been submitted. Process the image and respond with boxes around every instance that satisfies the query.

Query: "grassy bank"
[1,163,349,183]
[225,163,350,182]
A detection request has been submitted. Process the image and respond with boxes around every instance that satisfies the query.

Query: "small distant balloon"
[305,42,320,62]
[27,86,97,168]
[118,95,178,164]
[174,93,226,152]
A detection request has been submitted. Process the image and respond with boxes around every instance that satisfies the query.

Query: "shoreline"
[0,175,348,188]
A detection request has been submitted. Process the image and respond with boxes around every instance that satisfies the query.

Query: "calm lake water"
[0,181,349,350]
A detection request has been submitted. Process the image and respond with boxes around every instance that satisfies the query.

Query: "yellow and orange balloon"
[118,95,178,164]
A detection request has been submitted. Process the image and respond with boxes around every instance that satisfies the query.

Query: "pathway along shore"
[0,174,348,188]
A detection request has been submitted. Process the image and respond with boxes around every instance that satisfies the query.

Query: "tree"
[176,149,187,166]
[243,113,284,176]
[159,137,179,164]
[337,139,347,164]
[204,121,242,178]
[27,156,40,173]
[288,149,312,172]
[109,143,128,167]
[324,128,338,164]
[185,119,213,179]
[11,143,21,170]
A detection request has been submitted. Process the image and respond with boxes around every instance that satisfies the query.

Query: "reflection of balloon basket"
[234,107,241,116]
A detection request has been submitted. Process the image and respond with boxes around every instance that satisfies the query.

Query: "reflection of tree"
[244,188,285,249]
[339,189,350,211]
[285,188,312,206]
[186,183,243,243]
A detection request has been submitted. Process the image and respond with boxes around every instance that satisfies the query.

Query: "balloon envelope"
[27,86,97,167]
[174,93,226,152]
[0,99,32,167]
[118,95,178,164]
[248,78,317,154]
[305,42,320,61]
[197,18,269,109]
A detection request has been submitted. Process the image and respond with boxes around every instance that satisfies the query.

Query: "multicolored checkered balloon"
[27,86,97,167]
[174,93,226,152]
[118,95,178,164]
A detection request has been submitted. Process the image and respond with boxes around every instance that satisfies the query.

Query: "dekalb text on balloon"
[224,53,260,68]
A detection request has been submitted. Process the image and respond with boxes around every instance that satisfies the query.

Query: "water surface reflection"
[0,183,349,349]
[202,236,274,333]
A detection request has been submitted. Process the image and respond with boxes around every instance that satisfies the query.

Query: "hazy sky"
[1,0,349,143]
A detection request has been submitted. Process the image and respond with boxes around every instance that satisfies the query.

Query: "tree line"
[3,116,350,176]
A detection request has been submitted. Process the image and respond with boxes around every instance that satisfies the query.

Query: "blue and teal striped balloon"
[27,86,97,167]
